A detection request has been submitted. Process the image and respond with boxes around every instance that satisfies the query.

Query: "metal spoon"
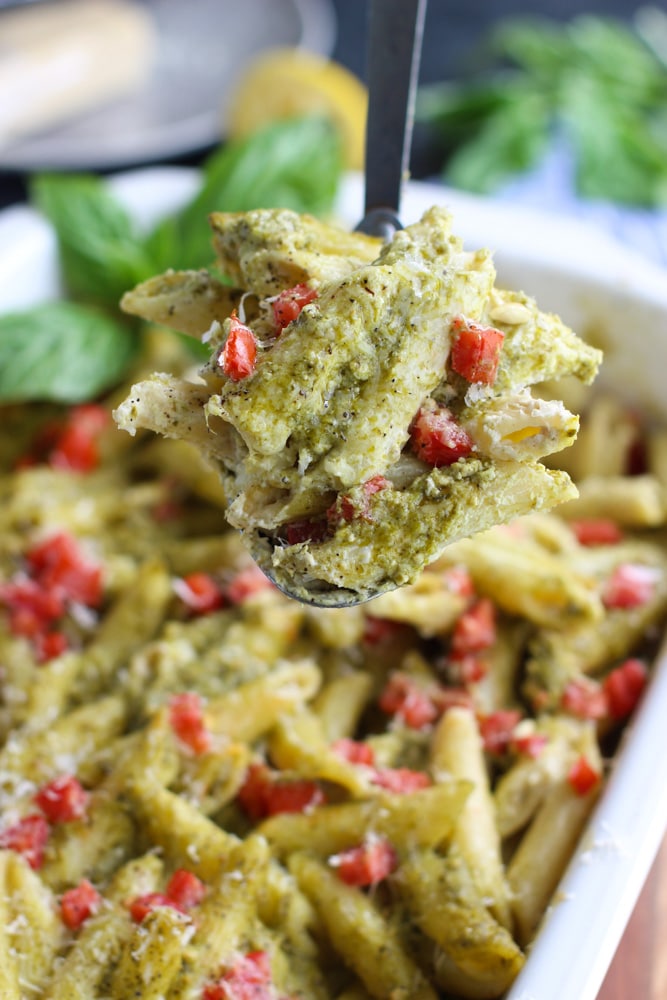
[356,0,428,241]
[257,0,429,608]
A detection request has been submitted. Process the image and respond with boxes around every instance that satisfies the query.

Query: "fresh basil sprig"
[0,303,137,404]
[0,116,342,405]
[417,12,667,206]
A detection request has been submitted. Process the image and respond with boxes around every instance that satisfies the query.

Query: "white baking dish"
[1,166,666,1000]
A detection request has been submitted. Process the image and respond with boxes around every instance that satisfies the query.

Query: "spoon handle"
[361,0,428,234]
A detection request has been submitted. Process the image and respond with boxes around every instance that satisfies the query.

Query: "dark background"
[331,0,640,85]
[331,0,648,176]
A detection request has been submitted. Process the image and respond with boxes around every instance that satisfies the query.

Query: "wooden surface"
[596,832,667,999]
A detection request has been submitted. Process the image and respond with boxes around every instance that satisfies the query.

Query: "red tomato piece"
[60,879,102,930]
[0,578,65,636]
[272,283,318,332]
[219,314,258,381]
[602,563,658,609]
[430,686,475,713]
[511,730,548,758]
[478,710,523,755]
[332,837,398,887]
[263,779,325,817]
[204,951,274,1000]
[35,775,88,823]
[169,692,212,755]
[362,616,408,646]
[603,658,648,720]
[284,517,329,546]
[443,565,476,598]
[451,598,496,657]
[450,316,505,385]
[331,738,375,766]
[237,763,324,819]
[570,519,624,546]
[165,868,207,909]
[175,572,225,614]
[26,532,103,608]
[34,630,69,663]
[410,403,474,467]
[448,653,487,685]
[236,762,273,820]
[49,404,109,473]
[225,565,273,605]
[129,892,183,923]
[561,677,608,720]
[370,767,431,794]
[378,673,438,730]
[329,475,391,525]
[0,814,49,869]
[567,754,601,796]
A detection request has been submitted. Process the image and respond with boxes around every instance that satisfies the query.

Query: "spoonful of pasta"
[114,1,602,607]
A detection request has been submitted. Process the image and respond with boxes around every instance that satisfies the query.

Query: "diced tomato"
[602,563,658,609]
[443,565,476,598]
[204,951,274,1000]
[169,692,212,755]
[237,763,325,820]
[450,598,496,657]
[511,730,548,758]
[450,316,505,385]
[570,519,623,546]
[48,405,109,473]
[603,658,648,720]
[128,892,184,923]
[236,763,272,820]
[561,677,608,720]
[362,616,408,646]
[284,518,329,546]
[370,767,431,793]
[567,754,601,796]
[329,475,391,525]
[26,532,103,608]
[331,738,375,766]
[331,836,398,887]
[225,565,273,605]
[447,653,487,685]
[262,778,325,818]
[60,879,101,929]
[378,673,438,730]
[0,577,65,635]
[219,313,258,381]
[272,283,318,332]
[430,685,475,713]
[35,775,88,823]
[410,403,474,467]
[165,869,207,910]
[0,814,49,869]
[478,710,523,755]
[175,572,225,615]
[34,630,69,663]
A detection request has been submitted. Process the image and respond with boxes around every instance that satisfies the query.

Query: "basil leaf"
[0,302,138,403]
[146,116,343,272]
[562,73,667,206]
[445,89,550,194]
[31,174,156,308]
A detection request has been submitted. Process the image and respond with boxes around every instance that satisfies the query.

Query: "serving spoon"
[257,0,429,608]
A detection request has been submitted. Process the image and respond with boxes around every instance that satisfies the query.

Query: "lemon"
[226,48,368,169]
